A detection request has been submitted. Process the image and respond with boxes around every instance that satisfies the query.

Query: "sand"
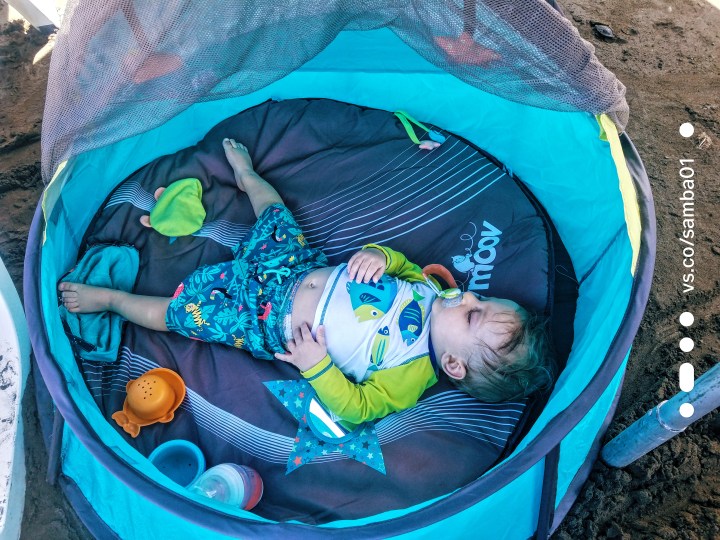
[0,1,718,538]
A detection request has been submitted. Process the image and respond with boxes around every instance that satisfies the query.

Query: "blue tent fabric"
[27,8,653,538]
[59,244,139,362]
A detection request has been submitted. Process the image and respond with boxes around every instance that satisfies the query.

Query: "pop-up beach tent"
[25,1,655,538]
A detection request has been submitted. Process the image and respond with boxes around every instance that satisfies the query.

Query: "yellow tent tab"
[42,159,68,244]
[597,114,641,275]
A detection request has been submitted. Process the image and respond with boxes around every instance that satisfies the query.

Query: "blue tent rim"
[551,372,624,532]
[24,131,655,538]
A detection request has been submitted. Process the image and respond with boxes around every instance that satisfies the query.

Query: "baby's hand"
[347,248,386,283]
[275,324,327,372]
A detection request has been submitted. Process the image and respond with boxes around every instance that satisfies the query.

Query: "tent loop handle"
[394,111,446,144]
[47,408,65,485]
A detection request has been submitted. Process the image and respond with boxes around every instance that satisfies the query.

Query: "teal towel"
[59,245,139,362]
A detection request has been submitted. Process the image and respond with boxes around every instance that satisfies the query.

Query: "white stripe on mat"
[192,220,250,247]
[293,141,421,218]
[376,392,524,448]
[85,348,522,461]
[296,141,465,233]
[304,151,484,243]
[322,169,507,258]
[105,180,156,211]
[318,158,495,247]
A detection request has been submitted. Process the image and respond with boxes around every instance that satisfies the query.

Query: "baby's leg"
[58,282,170,332]
[223,138,283,218]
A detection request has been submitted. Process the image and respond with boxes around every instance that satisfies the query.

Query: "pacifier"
[421,263,463,307]
[112,368,186,438]
[439,288,463,308]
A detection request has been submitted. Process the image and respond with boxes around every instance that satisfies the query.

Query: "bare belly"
[290,266,337,334]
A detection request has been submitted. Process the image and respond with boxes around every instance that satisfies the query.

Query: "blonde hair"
[453,309,554,403]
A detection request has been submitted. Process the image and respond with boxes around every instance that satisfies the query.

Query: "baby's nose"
[463,291,483,304]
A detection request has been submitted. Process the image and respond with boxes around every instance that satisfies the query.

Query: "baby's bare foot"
[58,282,114,313]
[223,138,254,191]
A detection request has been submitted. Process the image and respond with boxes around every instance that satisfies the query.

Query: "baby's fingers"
[274,351,292,362]
[350,254,372,281]
[356,258,376,283]
[361,261,385,283]
[315,325,326,347]
[300,323,314,342]
[347,252,362,280]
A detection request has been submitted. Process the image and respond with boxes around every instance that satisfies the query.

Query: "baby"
[59,139,554,425]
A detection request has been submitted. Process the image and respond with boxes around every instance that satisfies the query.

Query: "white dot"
[679,362,695,392]
[679,337,694,352]
[679,123,695,138]
[679,312,694,327]
[679,403,694,418]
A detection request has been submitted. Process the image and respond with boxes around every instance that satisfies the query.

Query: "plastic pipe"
[5,0,59,29]
[602,361,720,468]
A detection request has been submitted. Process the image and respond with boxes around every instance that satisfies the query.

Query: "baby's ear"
[441,353,467,381]
[139,215,153,228]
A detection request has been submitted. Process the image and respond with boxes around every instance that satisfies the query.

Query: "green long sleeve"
[363,244,440,286]
[298,244,440,424]
[301,354,437,424]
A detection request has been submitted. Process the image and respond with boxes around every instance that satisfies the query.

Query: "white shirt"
[312,264,437,383]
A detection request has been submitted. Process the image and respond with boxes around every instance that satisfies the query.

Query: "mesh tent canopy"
[42,0,628,182]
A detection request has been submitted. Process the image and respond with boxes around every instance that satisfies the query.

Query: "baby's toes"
[62,290,78,299]
[230,139,247,151]
[63,297,79,309]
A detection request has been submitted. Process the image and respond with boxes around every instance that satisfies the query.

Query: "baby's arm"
[274,323,437,424]
[348,244,429,284]
[302,356,437,425]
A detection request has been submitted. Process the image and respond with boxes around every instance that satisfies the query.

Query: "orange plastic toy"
[112,368,186,438]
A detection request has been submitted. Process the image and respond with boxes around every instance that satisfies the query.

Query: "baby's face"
[430,293,523,362]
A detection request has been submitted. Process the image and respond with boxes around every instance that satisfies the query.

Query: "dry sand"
[0,1,718,538]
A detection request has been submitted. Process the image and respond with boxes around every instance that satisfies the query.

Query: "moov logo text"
[451,221,501,291]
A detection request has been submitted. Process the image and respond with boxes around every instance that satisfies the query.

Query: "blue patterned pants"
[165,204,328,359]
